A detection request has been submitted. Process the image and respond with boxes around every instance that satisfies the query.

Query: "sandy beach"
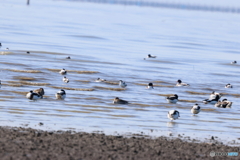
[0,127,239,160]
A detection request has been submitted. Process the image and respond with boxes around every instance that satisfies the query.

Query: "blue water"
[0,0,240,145]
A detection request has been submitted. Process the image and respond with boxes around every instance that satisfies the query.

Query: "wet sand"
[0,127,239,160]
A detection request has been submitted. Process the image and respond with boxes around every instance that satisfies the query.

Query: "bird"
[26,90,41,100]
[6,48,9,50]
[215,99,232,108]
[95,78,106,82]
[167,110,180,120]
[176,79,190,86]
[231,61,237,64]
[26,51,30,54]
[147,83,154,89]
[59,68,67,75]
[191,104,201,115]
[0,43,1,48]
[203,94,220,104]
[113,97,128,104]
[66,56,71,59]
[0,80,1,85]
[55,89,66,100]
[119,80,127,88]
[225,83,233,88]
[209,91,222,100]
[63,76,69,83]
[33,88,45,98]
[166,94,178,103]
[144,54,157,60]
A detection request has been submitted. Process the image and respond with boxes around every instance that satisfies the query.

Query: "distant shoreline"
[0,126,239,159]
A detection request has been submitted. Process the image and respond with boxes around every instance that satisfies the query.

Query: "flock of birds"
[0,46,237,121]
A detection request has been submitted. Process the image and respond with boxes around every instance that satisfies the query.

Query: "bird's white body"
[63,77,69,83]
[59,69,67,75]
[147,83,154,89]
[95,78,106,82]
[176,80,189,86]
[166,94,178,103]
[168,110,180,120]
[225,84,232,88]
[26,91,41,100]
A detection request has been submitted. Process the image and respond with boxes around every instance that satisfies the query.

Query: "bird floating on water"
[95,78,106,82]
[176,79,190,86]
[144,54,157,60]
[33,88,45,99]
[66,56,71,59]
[59,68,67,75]
[231,61,237,64]
[113,97,129,104]
[203,93,220,104]
[191,104,201,115]
[55,89,66,100]
[225,83,232,88]
[119,80,127,88]
[166,94,178,103]
[168,110,180,121]
[63,76,69,83]
[26,51,30,54]
[26,90,41,100]
[215,99,232,108]
[147,83,154,89]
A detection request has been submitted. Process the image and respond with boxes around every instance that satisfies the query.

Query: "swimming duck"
[176,79,190,86]
[231,61,237,64]
[0,43,1,48]
[225,83,232,88]
[63,76,69,83]
[147,83,154,89]
[191,104,201,115]
[55,89,66,100]
[66,56,71,59]
[215,99,232,108]
[33,88,45,98]
[209,91,222,100]
[26,90,41,100]
[113,97,128,104]
[167,110,180,120]
[203,94,220,104]
[166,94,178,103]
[26,51,30,54]
[119,80,127,88]
[95,78,106,82]
[144,54,157,60]
[59,68,67,75]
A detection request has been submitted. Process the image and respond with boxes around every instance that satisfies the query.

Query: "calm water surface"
[1,0,240,144]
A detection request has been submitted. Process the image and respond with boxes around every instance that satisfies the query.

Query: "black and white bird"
[0,43,2,48]
[26,90,41,100]
[191,104,201,115]
[166,94,178,103]
[176,79,190,86]
[144,54,157,60]
[59,68,67,75]
[55,89,66,100]
[167,110,180,121]
[225,83,233,88]
[215,99,232,108]
[113,97,129,104]
[63,76,69,83]
[119,80,127,88]
[203,93,220,104]
[231,60,237,64]
[95,78,106,82]
[147,83,154,89]
[33,88,45,99]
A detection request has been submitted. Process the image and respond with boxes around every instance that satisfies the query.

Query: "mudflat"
[0,127,239,160]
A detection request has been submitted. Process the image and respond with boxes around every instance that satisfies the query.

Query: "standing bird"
[59,68,67,75]
[231,61,237,64]
[168,110,180,121]
[191,104,201,115]
[176,79,190,86]
[33,88,45,99]
[113,97,128,104]
[55,89,66,100]
[63,76,69,83]
[225,83,232,88]
[166,94,178,103]
[215,99,232,108]
[119,80,127,88]
[26,90,41,100]
[147,83,154,89]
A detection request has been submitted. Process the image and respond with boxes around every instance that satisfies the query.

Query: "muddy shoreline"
[0,126,239,160]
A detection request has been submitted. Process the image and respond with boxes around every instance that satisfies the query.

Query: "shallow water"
[1,0,240,144]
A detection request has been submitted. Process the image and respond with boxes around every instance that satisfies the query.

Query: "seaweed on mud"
[46,68,99,74]
[94,86,126,91]
[6,69,42,73]
[50,86,94,91]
